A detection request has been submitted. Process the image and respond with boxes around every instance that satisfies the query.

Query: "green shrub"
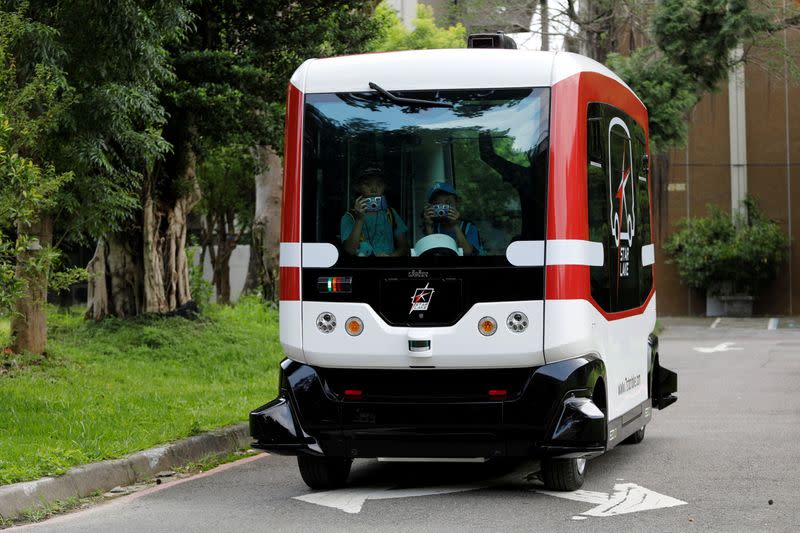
[664,197,790,296]
[186,244,213,309]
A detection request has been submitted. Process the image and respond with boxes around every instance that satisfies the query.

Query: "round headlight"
[316,312,336,334]
[507,311,529,333]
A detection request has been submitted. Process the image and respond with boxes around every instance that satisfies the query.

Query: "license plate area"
[379,278,463,326]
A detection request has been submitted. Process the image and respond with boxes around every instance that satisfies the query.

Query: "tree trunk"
[86,144,201,319]
[210,213,237,304]
[85,234,142,320]
[213,249,233,304]
[242,234,261,294]
[142,153,201,313]
[11,215,53,354]
[251,145,283,302]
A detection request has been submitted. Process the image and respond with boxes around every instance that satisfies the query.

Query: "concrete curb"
[0,423,250,521]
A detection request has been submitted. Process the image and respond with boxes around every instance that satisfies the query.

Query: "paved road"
[15,325,800,532]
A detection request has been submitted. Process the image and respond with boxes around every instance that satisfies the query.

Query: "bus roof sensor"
[467,32,517,49]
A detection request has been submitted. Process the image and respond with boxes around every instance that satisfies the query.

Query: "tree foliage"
[606,0,799,153]
[606,49,698,152]
[0,9,81,316]
[371,2,467,51]
[1,0,192,243]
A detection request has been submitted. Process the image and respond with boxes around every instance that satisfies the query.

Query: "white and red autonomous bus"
[250,35,677,492]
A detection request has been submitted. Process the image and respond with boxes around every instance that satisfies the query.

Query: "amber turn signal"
[478,316,497,336]
[345,317,364,336]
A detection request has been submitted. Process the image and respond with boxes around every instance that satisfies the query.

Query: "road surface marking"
[768,318,779,330]
[693,342,743,353]
[294,482,492,514]
[536,482,686,517]
[710,318,721,329]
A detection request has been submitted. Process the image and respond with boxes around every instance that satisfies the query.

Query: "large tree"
[2,1,190,344]
[0,9,65,353]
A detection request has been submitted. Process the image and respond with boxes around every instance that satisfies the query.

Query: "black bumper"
[250,356,609,460]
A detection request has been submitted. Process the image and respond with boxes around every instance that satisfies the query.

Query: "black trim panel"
[649,334,678,410]
[606,399,652,449]
[303,265,543,327]
[250,356,608,459]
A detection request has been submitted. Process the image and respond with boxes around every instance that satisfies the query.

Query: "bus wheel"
[540,457,586,491]
[297,455,352,490]
[623,426,646,444]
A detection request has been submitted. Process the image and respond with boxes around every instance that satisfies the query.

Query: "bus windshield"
[302,87,550,266]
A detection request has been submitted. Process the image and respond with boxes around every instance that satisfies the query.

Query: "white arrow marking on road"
[294,482,493,514]
[693,342,743,353]
[536,482,686,517]
[295,478,685,517]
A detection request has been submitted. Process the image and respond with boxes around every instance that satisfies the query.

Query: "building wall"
[657,27,800,316]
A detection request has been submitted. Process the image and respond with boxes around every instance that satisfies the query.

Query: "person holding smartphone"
[422,182,484,256]
[341,168,409,257]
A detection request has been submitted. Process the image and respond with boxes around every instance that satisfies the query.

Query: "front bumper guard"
[250,358,609,459]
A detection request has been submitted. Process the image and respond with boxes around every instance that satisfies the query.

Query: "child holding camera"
[423,182,484,256]
[341,169,409,257]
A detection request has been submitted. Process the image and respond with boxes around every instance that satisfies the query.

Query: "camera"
[363,195,386,212]
[432,203,451,219]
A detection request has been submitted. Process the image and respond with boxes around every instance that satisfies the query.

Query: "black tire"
[540,457,586,491]
[623,426,646,445]
[297,455,352,490]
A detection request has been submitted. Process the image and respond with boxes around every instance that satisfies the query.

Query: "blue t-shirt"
[432,221,484,256]
[341,208,408,256]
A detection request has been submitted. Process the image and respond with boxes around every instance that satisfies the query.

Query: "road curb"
[0,423,250,521]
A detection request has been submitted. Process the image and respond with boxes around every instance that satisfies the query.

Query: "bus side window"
[588,104,651,313]
[587,105,610,311]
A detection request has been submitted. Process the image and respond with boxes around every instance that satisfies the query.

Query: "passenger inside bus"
[422,182,484,256]
[340,168,410,257]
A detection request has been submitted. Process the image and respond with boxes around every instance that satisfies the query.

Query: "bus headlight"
[316,312,336,334]
[507,312,529,333]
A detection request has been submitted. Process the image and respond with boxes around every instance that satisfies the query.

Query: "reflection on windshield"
[302,88,550,263]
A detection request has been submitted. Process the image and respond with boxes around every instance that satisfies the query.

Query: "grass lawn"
[0,297,282,485]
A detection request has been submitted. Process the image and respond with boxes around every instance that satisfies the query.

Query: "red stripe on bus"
[281,83,304,244]
[280,266,301,301]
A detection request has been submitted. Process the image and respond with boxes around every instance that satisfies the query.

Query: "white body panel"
[280,300,305,363]
[505,239,603,267]
[290,49,635,98]
[301,300,544,369]
[545,296,656,420]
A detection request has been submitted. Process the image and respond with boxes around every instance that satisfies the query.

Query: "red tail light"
[344,389,363,399]
[488,389,507,400]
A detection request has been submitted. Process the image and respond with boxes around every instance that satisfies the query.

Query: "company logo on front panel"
[409,283,435,314]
